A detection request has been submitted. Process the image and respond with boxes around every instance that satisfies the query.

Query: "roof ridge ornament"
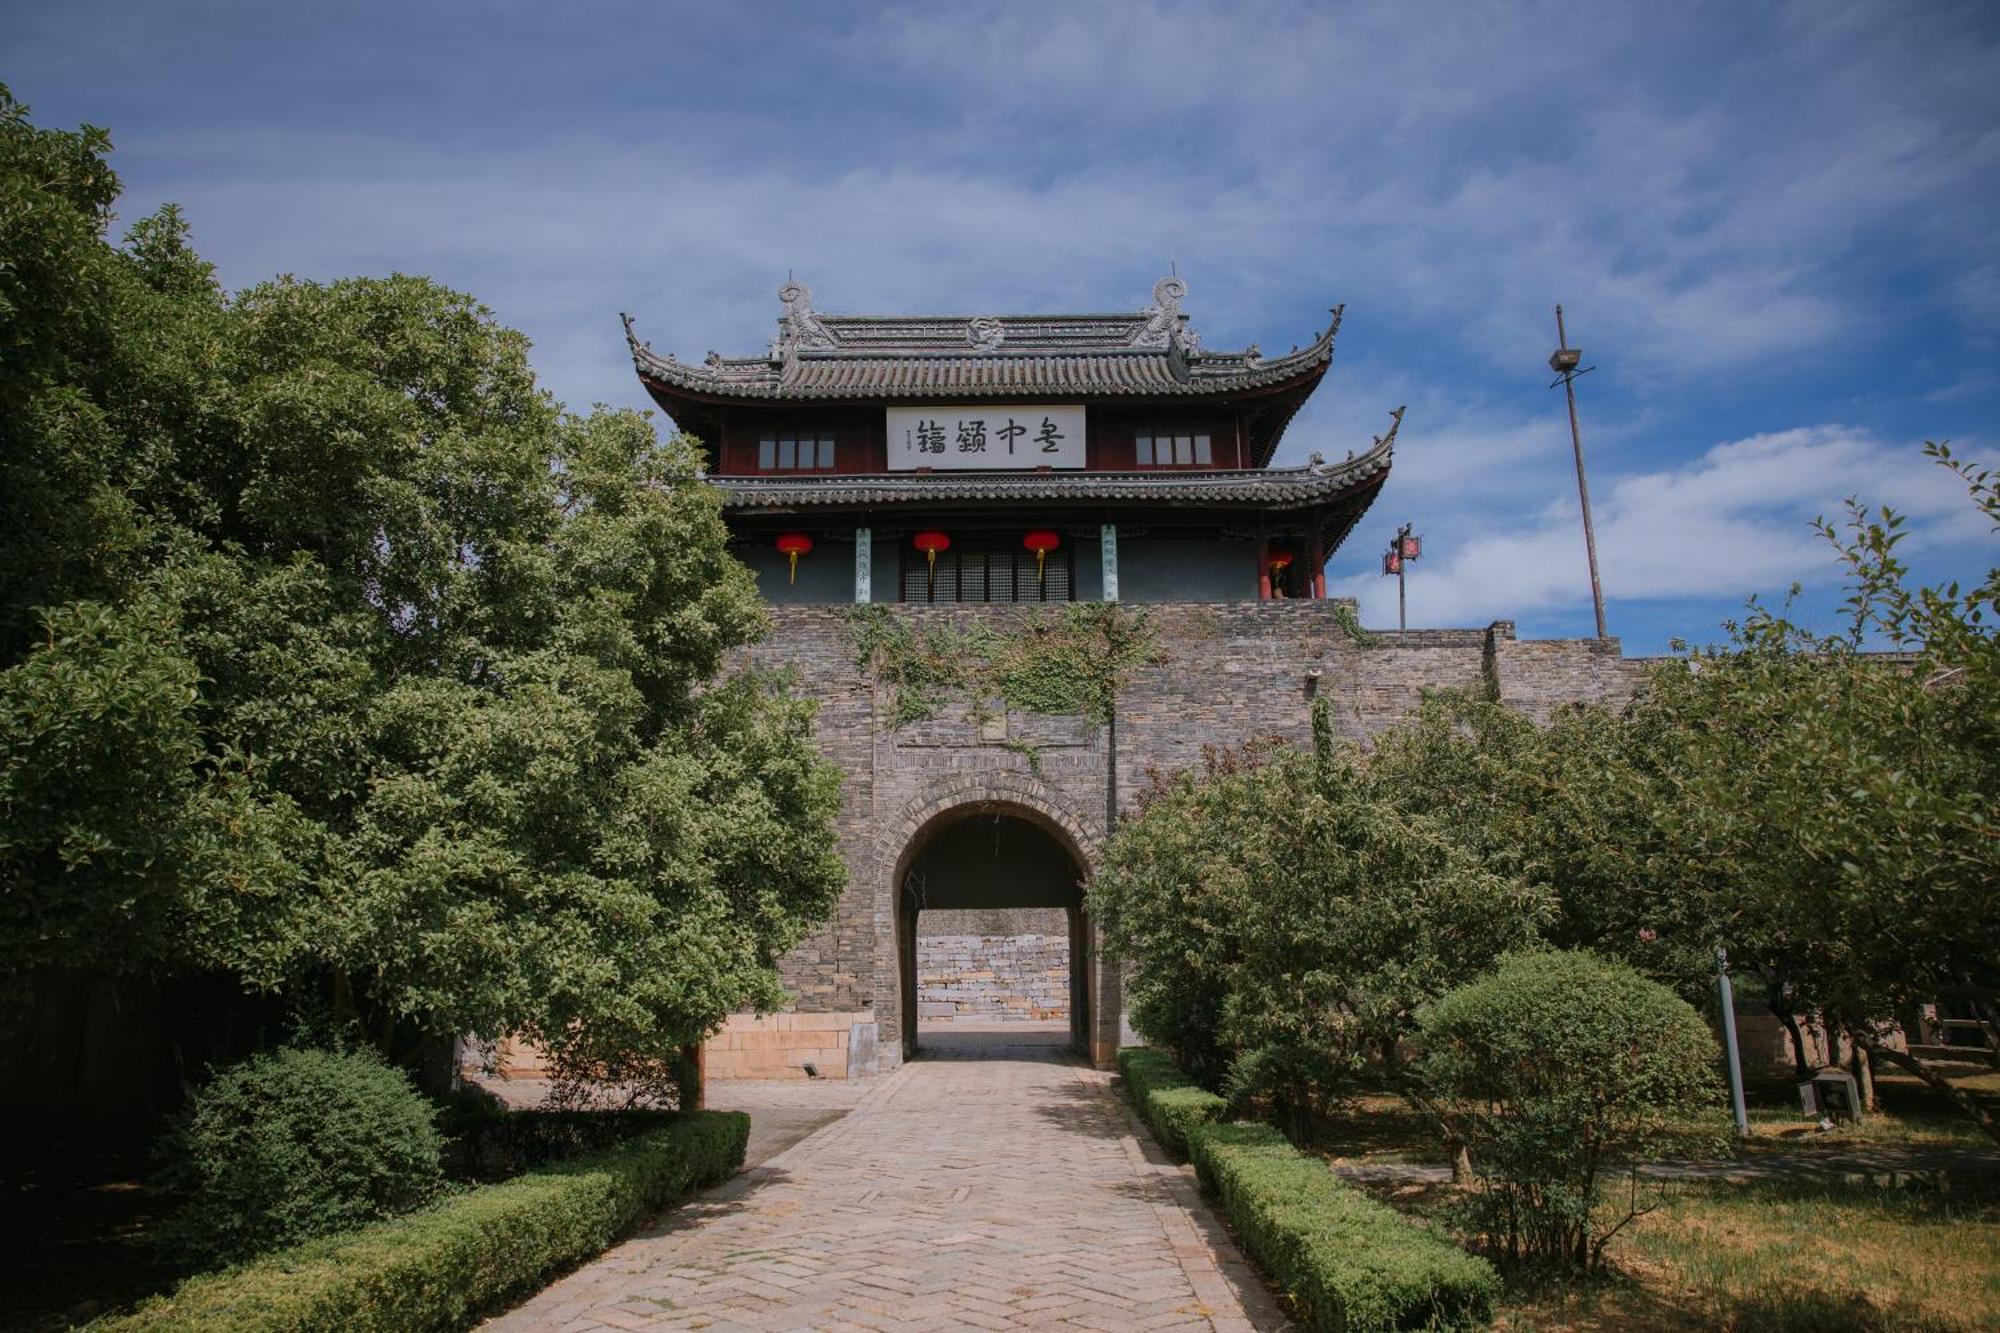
[1133,274,1200,352]
[773,279,837,361]
[1375,405,1408,451]
[967,316,1006,351]
[620,311,649,354]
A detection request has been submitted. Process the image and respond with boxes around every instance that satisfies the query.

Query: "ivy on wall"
[1330,602,1372,647]
[846,603,1159,729]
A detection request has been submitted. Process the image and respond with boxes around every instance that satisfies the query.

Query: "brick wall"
[728,601,1645,1075]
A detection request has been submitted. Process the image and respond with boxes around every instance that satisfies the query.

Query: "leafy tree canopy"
[0,87,845,1090]
[1091,713,1549,1121]
[1372,447,1999,1140]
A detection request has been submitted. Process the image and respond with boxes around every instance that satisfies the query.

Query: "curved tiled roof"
[713,410,1399,513]
[624,276,1340,403]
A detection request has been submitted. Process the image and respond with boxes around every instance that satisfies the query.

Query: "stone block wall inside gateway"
[716,600,1649,1079]
[917,908,1071,1024]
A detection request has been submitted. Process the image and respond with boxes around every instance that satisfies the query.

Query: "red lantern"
[913,531,951,594]
[1022,530,1061,586]
[1266,548,1294,600]
[1399,533,1422,560]
[775,532,813,585]
[1382,550,1402,576]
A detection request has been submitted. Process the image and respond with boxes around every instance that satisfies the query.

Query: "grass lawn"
[1310,1061,2000,1331]
[1734,1062,1997,1156]
[1447,1175,2000,1332]
[1314,1063,1997,1170]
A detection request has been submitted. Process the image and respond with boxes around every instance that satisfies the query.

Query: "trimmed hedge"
[1117,1046,1227,1159]
[1190,1121,1497,1333]
[93,1110,748,1333]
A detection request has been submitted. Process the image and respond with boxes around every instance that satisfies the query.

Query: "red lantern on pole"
[1022,530,1061,587]
[1384,523,1422,638]
[775,533,813,585]
[913,531,951,595]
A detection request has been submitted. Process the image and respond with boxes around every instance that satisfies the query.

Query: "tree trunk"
[329,968,356,1024]
[1773,1003,1811,1080]
[1966,992,2000,1070]
[1862,1038,2000,1145]
[1454,1144,1475,1185]
[1850,1039,1877,1113]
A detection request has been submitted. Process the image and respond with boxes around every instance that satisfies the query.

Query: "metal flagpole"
[1550,306,1608,639]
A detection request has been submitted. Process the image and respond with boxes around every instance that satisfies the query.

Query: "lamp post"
[1382,523,1422,638]
[1716,947,1751,1138]
[1550,306,1608,639]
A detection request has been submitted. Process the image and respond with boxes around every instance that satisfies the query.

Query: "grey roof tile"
[712,413,1399,513]
[625,276,1340,403]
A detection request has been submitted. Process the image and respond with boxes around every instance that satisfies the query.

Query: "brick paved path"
[483,1031,1288,1331]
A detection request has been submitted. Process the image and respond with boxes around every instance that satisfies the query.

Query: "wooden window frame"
[756,432,839,473]
[1132,427,1215,470]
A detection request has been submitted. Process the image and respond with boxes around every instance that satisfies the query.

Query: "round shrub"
[157,1046,445,1268]
[1418,950,1727,1273]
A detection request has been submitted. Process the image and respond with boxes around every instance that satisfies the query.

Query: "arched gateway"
[892,801,1097,1062]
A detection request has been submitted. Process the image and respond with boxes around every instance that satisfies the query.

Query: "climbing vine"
[846,603,1159,729]
[1331,601,1372,647]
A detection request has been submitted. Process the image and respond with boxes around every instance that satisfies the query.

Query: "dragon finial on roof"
[774,278,837,359]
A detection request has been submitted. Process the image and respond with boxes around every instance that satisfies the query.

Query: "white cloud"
[53,0,1995,653]
[100,0,1998,413]
[1335,426,1992,627]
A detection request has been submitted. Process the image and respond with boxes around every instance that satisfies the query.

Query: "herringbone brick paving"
[482,1030,1288,1331]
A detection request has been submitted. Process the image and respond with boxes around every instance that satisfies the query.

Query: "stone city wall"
[730,601,1647,1074]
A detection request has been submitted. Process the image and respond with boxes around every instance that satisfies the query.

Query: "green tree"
[1364,685,1838,1080]
[1419,951,1727,1273]
[1365,692,1723,1003]
[1370,446,1999,1141]
[0,88,845,1098]
[1640,446,2000,1138]
[1092,713,1549,1129]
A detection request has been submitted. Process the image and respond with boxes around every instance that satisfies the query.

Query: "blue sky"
[10,0,1998,652]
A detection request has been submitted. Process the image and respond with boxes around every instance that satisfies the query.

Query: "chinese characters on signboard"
[885,405,1086,470]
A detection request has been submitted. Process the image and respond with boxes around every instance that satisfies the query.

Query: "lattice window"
[1133,429,1213,468]
[757,434,837,470]
[901,541,1073,604]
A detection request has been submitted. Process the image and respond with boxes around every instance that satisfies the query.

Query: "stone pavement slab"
[481,1032,1289,1331]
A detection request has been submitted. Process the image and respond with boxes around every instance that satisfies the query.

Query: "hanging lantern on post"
[775,532,813,585]
[1022,530,1061,588]
[1383,522,1423,638]
[912,530,951,596]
